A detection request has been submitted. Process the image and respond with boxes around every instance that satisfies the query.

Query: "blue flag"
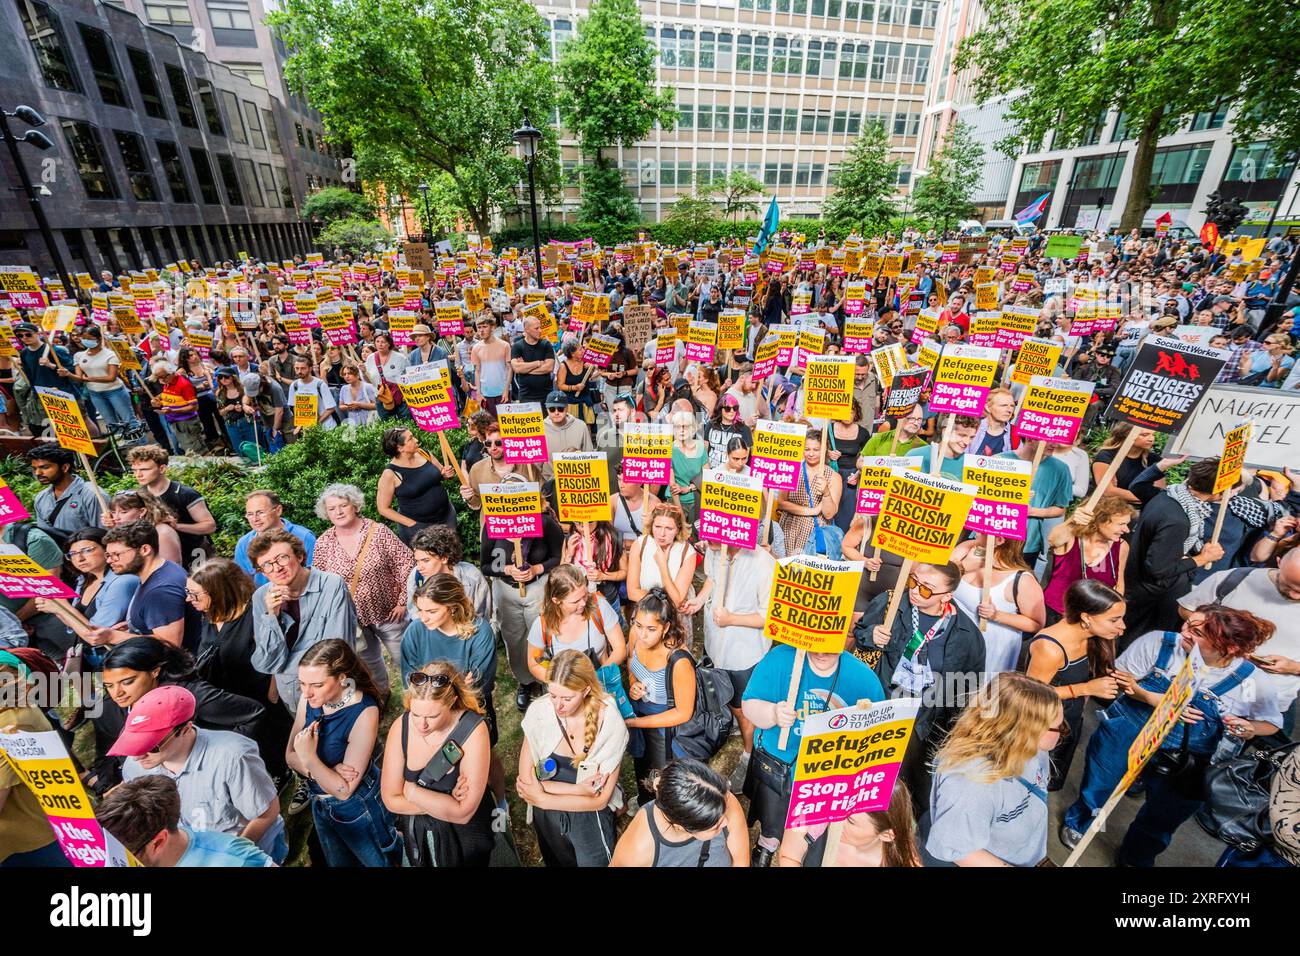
[753,196,780,256]
[1013,192,1051,224]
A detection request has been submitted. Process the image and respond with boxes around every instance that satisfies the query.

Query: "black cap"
[13,322,40,335]
[545,389,567,408]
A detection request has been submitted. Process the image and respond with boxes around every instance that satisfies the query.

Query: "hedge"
[489,217,899,250]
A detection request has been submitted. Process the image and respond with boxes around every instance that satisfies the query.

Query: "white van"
[983,219,1038,237]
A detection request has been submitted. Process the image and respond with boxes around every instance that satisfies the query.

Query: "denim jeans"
[310,768,400,867]
[87,387,137,429]
[224,416,256,455]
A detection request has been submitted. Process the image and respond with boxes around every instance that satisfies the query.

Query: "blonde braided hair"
[546,650,606,761]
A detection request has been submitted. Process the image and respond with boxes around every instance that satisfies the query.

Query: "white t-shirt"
[338,380,378,426]
[1180,569,1300,711]
[75,347,124,392]
[526,595,621,658]
[365,350,409,386]
[1117,631,1283,726]
[702,545,774,671]
[287,376,338,430]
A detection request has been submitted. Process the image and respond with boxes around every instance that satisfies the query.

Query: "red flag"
[1200,222,1219,248]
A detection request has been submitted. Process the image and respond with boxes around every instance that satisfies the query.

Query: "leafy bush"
[491,217,856,250]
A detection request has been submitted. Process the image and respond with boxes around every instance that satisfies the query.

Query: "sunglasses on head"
[906,573,951,600]
[408,672,451,689]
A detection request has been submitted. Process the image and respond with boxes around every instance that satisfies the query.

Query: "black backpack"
[665,649,734,762]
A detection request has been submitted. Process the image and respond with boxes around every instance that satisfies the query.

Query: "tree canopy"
[709,170,765,223]
[822,123,901,236]
[301,187,372,223]
[911,121,985,233]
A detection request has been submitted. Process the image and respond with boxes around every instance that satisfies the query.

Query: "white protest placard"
[1166,384,1300,470]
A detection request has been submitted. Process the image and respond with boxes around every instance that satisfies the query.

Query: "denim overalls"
[1063,632,1255,866]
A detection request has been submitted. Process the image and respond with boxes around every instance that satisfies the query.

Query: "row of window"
[59,116,295,210]
[673,103,920,136]
[646,27,931,84]
[738,0,939,24]
[142,0,256,31]
[1018,141,1295,195]
[15,0,334,159]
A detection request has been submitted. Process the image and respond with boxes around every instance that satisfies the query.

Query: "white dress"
[954,573,1024,678]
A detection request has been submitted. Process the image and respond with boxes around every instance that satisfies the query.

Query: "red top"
[160,374,198,421]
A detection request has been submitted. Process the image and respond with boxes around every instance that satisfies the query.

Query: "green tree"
[822,124,900,236]
[956,0,1300,232]
[317,217,393,258]
[709,169,764,223]
[301,186,372,223]
[910,121,986,234]
[577,160,640,225]
[662,182,719,236]
[268,0,558,236]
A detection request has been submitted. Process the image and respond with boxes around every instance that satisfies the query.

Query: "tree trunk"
[1119,109,1163,233]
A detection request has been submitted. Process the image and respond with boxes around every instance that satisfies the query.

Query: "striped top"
[629,649,669,705]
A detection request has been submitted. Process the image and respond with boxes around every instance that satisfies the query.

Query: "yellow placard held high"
[764,556,861,654]
[871,469,977,564]
[1214,421,1252,495]
[802,355,855,421]
[553,451,612,523]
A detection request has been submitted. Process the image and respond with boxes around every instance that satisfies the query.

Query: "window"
[144,0,193,25]
[848,111,861,134]
[822,41,836,74]
[907,44,931,83]
[189,147,221,204]
[840,43,855,79]
[768,107,783,132]
[1071,154,1125,190]
[1111,112,1131,142]
[807,40,821,75]
[78,25,130,108]
[785,109,798,132]
[1225,142,1295,182]
[295,123,305,147]
[216,154,244,204]
[243,101,265,149]
[165,64,198,127]
[733,105,748,130]
[772,37,787,75]
[865,110,889,131]
[1078,111,1106,147]
[846,0,860,18]
[206,0,254,30]
[126,49,166,119]
[811,163,826,186]
[219,90,246,143]
[764,162,778,186]
[553,19,573,59]
[801,111,815,134]
[737,34,752,71]
[875,42,901,80]
[1189,101,1229,132]
[155,140,191,203]
[60,119,118,199]
[661,27,677,67]
[700,31,716,69]
[779,162,793,186]
[1151,145,1212,187]
[879,0,903,23]
[893,112,908,135]
[754,35,769,72]
[797,163,811,186]
[897,165,911,186]
[306,129,316,151]
[714,106,729,131]
[679,30,695,68]
[194,77,224,135]
[110,130,158,201]
[788,38,803,75]
[262,109,281,151]
[273,166,294,208]
[812,0,825,13]
[16,0,81,92]
[751,106,765,132]
[678,161,694,187]
[679,103,694,130]
[717,32,733,70]
[833,109,848,133]
[660,161,676,186]
[227,63,268,89]
[698,105,712,131]
[1018,160,1060,192]
[238,158,263,206]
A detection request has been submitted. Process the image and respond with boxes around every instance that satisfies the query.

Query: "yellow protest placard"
[882,254,903,280]
[802,355,855,421]
[1012,338,1063,385]
[553,451,612,523]
[764,556,861,654]
[35,387,96,455]
[718,309,746,351]
[294,392,318,429]
[1214,421,1252,494]
[1122,646,1205,790]
[915,339,943,373]
[975,283,1000,311]
[105,338,141,372]
[871,469,977,564]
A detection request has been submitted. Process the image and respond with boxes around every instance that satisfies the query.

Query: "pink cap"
[108,685,197,757]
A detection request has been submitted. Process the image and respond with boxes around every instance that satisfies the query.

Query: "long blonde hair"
[546,649,606,761]
[540,564,595,637]
[936,672,1059,782]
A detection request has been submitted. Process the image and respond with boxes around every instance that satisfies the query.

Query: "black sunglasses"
[408,672,451,689]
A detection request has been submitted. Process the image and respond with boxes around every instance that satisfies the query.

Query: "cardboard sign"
[581,333,620,369]
[855,456,921,515]
[1122,645,1206,790]
[795,327,826,374]
[498,402,548,465]
[105,338,142,372]
[621,422,673,485]
[699,469,765,550]
[1213,421,1252,494]
[317,303,357,346]
[1011,338,1062,385]
[481,482,544,539]
[803,355,856,421]
[1167,385,1299,470]
[770,324,798,367]
[1044,235,1084,259]
[0,727,135,866]
[844,281,868,316]
[966,311,1001,348]
[553,451,612,523]
[750,420,808,492]
[997,305,1039,350]
[785,698,921,830]
[388,309,417,348]
[1014,375,1091,443]
[686,321,718,364]
[753,335,780,379]
[842,319,874,355]
[871,469,977,564]
[0,266,46,309]
[623,304,657,359]
[929,345,1001,416]
[0,544,77,599]
[402,362,459,432]
[1105,336,1230,433]
[35,387,96,455]
[0,475,31,526]
[718,309,746,351]
[764,556,861,654]
[293,392,318,429]
[962,454,1032,540]
[883,367,928,420]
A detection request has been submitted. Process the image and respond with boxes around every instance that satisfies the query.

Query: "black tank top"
[387,459,452,526]
[1018,633,1091,690]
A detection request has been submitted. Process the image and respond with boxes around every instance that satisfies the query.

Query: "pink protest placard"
[581,333,619,368]
[481,482,544,539]
[752,336,780,380]
[1015,376,1094,445]
[402,363,459,432]
[0,478,30,525]
[621,423,672,485]
[654,331,677,366]
[961,454,1031,541]
[0,546,76,599]
[698,469,764,550]
[685,321,717,364]
[854,456,921,515]
[497,402,548,465]
[928,344,1001,416]
[749,420,807,493]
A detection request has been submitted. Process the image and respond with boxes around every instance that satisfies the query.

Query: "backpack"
[665,649,734,762]
[1197,739,1300,851]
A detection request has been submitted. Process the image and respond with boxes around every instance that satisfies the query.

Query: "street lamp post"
[1,104,75,299]
[416,181,433,243]
[513,113,544,289]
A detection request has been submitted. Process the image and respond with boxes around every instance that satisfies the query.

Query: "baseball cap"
[214,365,238,379]
[1212,295,1238,306]
[545,389,567,409]
[13,322,39,335]
[240,372,262,397]
[107,685,196,757]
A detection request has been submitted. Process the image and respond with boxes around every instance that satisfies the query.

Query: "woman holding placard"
[1043,498,1134,623]
[668,410,707,523]
[776,428,842,558]
[626,504,698,618]
[778,779,921,867]
[829,401,870,532]
[562,520,628,616]
[951,535,1047,676]
[923,672,1061,867]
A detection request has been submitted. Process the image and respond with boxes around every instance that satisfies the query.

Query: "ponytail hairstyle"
[298,638,386,707]
[867,779,921,868]
[541,564,596,637]
[632,587,687,650]
[102,636,196,684]
[1063,579,1124,675]
[546,649,607,762]
[413,573,476,639]
[403,660,484,715]
[648,758,728,834]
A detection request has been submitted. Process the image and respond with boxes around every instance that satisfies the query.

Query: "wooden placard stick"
[819,696,877,868]
[513,539,527,598]
[77,451,110,512]
[776,647,806,752]
[1210,487,1235,546]
[882,557,915,632]
[932,414,954,477]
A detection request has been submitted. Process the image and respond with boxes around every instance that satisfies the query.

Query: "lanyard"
[905,603,953,660]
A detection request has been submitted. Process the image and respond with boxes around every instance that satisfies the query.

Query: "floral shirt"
[312,519,413,627]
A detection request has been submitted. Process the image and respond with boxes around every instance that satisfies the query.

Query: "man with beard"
[99,521,200,651]
[723,361,761,426]
[460,421,521,514]
[26,442,103,535]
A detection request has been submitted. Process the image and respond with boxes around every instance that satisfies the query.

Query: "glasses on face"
[184,588,205,601]
[148,724,183,755]
[906,573,951,600]
[1048,721,1071,738]
[67,546,100,560]
[245,508,276,521]
[257,553,296,574]
[105,549,133,564]
[484,439,502,448]
[408,672,451,689]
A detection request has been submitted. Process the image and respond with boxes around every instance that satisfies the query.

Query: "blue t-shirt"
[400,617,498,690]
[176,826,275,867]
[997,451,1073,553]
[905,444,966,483]
[126,560,190,636]
[744,644,885,765]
